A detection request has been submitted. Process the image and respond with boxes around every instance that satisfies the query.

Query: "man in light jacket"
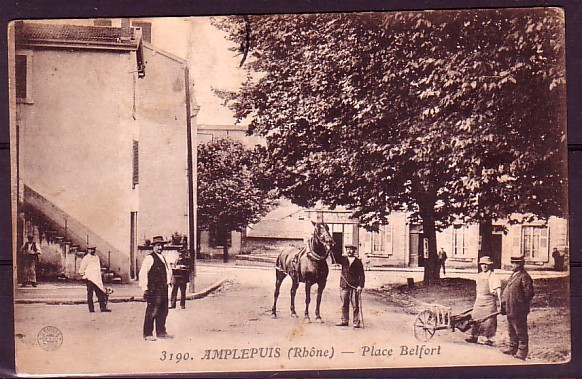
[79,246,111,313]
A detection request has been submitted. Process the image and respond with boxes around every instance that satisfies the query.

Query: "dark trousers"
[170,281,187,308]
[340,287,361,326]
[86,280,107,312]
[507,313,529,358]
[440,260,446,274]
[143,288,169,337]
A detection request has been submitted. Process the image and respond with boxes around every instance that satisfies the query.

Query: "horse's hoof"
[304,317,312,323]
[271,314,277,319]
[291,313,298,318]
[315,317,323,323]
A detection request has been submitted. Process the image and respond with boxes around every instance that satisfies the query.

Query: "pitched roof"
[16,22,142,51]
[247,219,310,239]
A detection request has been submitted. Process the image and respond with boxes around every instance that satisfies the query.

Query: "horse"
[271,221,335,322]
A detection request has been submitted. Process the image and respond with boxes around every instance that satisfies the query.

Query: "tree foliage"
[197,138,277,260]
[214,9,566,281]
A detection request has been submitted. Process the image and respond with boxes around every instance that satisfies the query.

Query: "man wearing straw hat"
[500,255,534,360]
[465,256,500,345]
[139,236,173,341]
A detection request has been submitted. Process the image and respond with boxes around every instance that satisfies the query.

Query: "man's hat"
[152,236,167,245]
[345,244,358,250]
[510,255,525,263]
[27,234,34,239]
[478,256,494,265]
[87,245,96,251]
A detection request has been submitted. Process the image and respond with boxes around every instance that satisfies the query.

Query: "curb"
[15,278,229,305]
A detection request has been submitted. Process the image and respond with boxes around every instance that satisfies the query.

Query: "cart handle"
[471,311,501,324]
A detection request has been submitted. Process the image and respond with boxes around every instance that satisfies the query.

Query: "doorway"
[490,234,502,269]
[130,212,138,279]
[409,225,424,267]
[332,232,343,262]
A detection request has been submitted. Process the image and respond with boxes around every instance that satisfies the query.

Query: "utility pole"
[184,65,200,293]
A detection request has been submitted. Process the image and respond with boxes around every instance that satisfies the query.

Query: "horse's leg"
[304,281,313,322]
[272,270,286,318]
[315,279,326,322]
[290,279,300,317]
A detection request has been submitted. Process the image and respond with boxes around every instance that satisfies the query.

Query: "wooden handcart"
[413,303,500,342]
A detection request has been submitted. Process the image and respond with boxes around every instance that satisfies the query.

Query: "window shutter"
[540,227,549,259]
[386,224,393,255]
[132,140,139,188]
[15,55,28,99]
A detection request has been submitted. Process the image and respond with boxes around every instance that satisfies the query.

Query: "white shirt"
[79,254,105,292]
[139,252,172,291]
[480,270,502,294]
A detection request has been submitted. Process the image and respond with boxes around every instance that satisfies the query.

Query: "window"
[522,225,548,260]
[132,140,139,188]
[15,52,33,103]
[452,225,466,256]
[371,224,392,256]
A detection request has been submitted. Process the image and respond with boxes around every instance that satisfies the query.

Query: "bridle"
[306,224,334,261]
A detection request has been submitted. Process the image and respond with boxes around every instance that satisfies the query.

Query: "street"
[15,263,524,375]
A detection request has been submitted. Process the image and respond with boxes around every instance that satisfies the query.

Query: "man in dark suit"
[336,244,365,328]
[500,255,535,360]
[139,236,173,341]
[170,249,190,309]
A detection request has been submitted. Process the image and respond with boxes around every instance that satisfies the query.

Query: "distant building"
[11,20,197,282]
[195,124,262,258]
[245,201,568,271]
[197,124,264,148]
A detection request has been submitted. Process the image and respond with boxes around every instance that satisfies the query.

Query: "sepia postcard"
[9,9,570,376]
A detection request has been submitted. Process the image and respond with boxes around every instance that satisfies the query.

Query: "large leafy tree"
[215,9,566,282]
[197,138,277,262]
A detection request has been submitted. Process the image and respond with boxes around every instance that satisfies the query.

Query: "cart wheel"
[413,310,437,342]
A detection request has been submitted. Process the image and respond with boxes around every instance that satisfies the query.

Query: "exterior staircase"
[21,185,124,283]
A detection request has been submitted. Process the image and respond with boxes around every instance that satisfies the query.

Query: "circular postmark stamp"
[37,326,63,351]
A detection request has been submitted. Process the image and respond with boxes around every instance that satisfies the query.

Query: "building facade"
[11,20,196,282]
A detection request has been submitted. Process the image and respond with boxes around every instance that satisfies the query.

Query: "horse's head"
[311,221,334,257]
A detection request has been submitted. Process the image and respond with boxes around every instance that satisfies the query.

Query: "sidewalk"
[15,266,227,305]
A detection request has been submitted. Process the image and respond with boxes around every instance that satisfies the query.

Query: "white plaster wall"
[19,49,137,262]
[136,47,189,242]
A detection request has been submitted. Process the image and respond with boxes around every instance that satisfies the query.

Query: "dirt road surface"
[15,264,526,375]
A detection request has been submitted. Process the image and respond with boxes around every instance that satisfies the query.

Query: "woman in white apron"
[466,256,501,345]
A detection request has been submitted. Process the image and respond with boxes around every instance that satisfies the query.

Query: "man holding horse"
[336,244,365,328]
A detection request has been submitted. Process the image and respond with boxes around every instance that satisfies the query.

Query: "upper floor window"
[15,51,33,104]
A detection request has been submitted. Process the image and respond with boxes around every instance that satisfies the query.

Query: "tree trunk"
[478,217,493,273]
[222,245,228,263]
[421,208,440,284]
[221,229,229,263]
